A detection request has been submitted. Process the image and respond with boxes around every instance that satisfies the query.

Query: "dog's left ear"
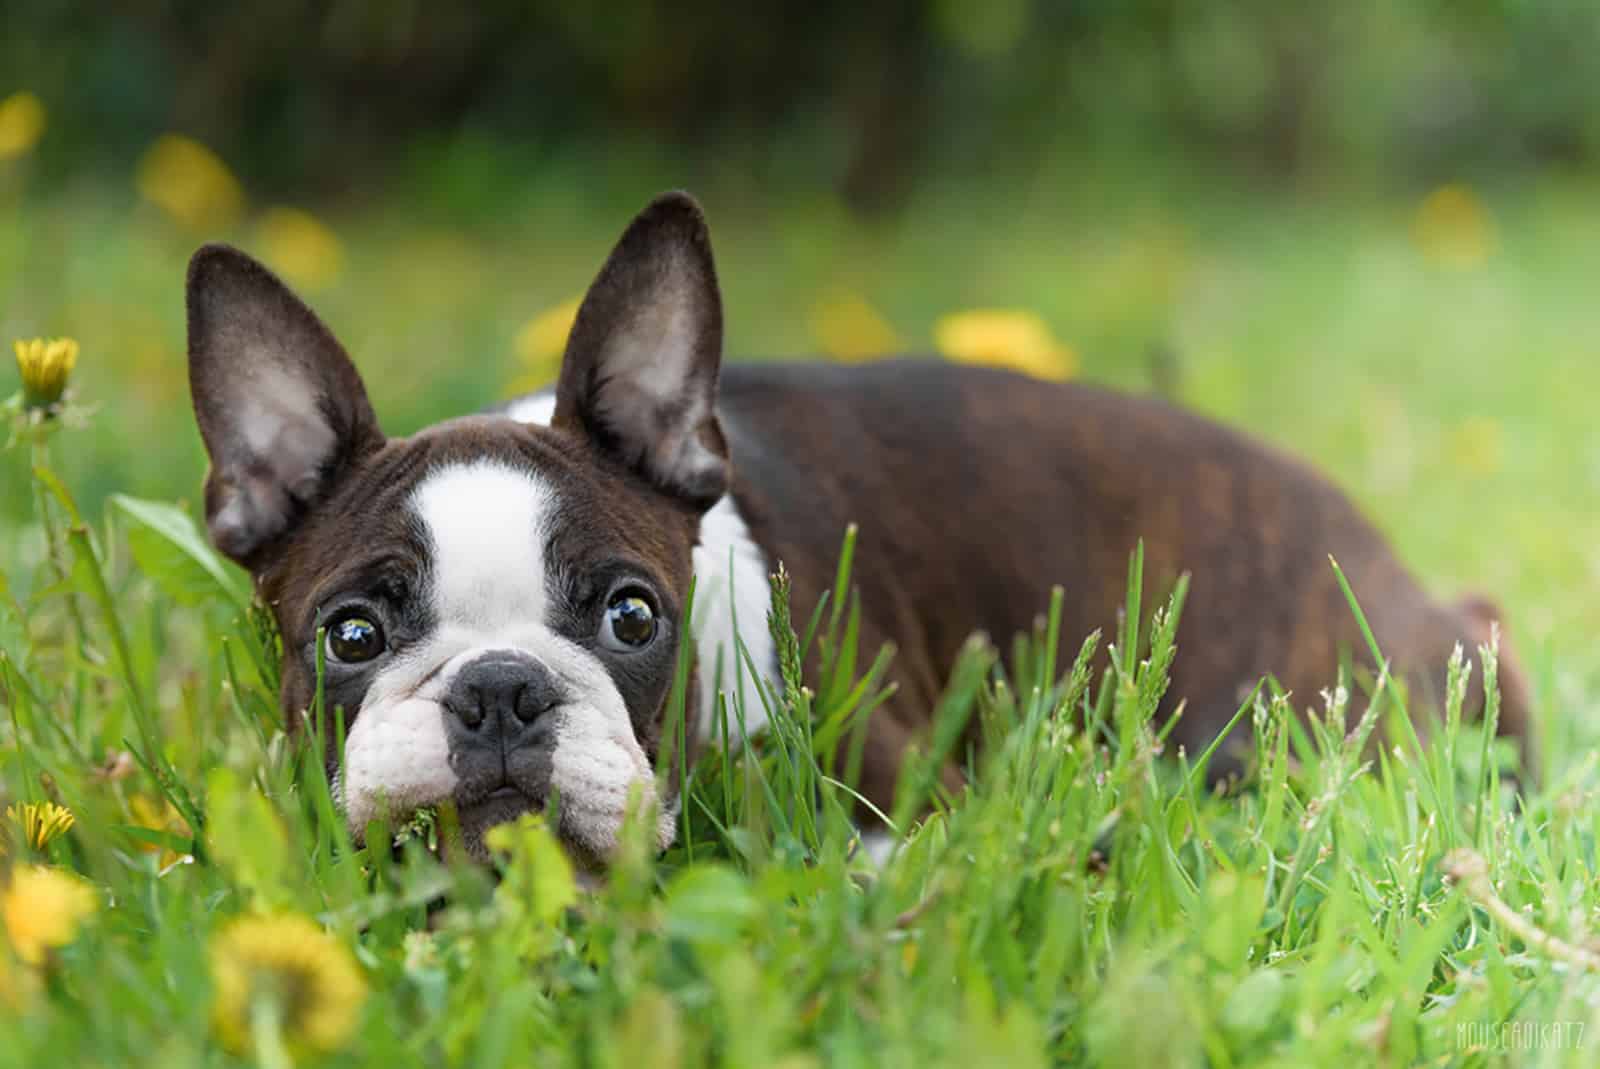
[187,244,385,568]
[553,191,728,507]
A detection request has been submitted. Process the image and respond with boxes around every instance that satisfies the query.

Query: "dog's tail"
[1456,593,1540,784]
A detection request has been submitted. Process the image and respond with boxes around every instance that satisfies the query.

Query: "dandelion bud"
[12,337,79,411]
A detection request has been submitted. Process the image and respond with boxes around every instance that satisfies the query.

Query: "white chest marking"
[690,496,779,743]
[503,392,557,427]
[506,391,780,745]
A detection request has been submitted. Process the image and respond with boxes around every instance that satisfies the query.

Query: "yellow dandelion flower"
[256,207,344,292]
[6,802,74,851]
[1413,184,1497,270]
[2,865,97,965]
[12,337,79,411]
[934,310,1077,382]
[209,914,367,1057]
[809,292,903,363]
[127,794,192,871]
[136,134,244,232]
[507,295,583,394]
[0,92,46,161]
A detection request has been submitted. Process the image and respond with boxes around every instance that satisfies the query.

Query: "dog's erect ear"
[187,244,384,567]
[553,191,728,507]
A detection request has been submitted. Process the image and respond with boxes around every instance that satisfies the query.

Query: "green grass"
[3,172,1600,1066]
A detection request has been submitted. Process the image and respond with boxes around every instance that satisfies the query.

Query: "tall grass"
[0,434,1594,1067]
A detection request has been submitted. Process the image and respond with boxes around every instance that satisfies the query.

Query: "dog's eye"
[326,614,386,664]
[600,590,657,651]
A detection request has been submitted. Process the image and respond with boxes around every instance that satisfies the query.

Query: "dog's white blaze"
[506,392,780,745]
[340,458,666,849]
[414,461,553,628]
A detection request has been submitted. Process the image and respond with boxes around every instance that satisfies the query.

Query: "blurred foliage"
[4,1,1600,209]
[0,0,1596,693]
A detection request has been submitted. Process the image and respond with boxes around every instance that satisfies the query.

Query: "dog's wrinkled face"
[270,422,702,861]
[186,193,729,862]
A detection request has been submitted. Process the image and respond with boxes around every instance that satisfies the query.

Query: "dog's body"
[186,192,1531,863]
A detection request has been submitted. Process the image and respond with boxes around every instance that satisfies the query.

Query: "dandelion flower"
[136,134,244,231]
[507,295,582,394]
[2,865,97,965]
[809,292,902,363]
[934,310,1076,382]
[6,802,74,851]
[12,337,79,410]
[0,92,46,160]
[209,914,367,1057]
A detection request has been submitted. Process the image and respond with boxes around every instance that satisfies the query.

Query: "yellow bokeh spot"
[507,295,583,394]
[934,309,1077,381]
[1413,184,1497,270]
[256,207,344,292]
[209,913,368,1057]
[0,92,46,160]
[2,865,97,966]
[136,134,244,232]
[1450,415,1503,477]
[809,292,903,363]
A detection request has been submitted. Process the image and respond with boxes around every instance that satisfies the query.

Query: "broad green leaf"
[110,494,246,608]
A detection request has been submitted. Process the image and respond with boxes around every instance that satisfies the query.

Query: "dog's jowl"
[186,191,1533,862]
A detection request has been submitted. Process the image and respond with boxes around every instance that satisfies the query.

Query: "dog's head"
[187,192,728,862]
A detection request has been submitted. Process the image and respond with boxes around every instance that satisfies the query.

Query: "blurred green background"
[1,1,1597,705]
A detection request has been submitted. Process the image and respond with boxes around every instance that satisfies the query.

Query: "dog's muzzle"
[444,650,565,811]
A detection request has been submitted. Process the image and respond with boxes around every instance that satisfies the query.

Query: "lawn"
[2,166,1600,1067]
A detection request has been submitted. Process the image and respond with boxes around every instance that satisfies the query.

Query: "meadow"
[3,151,1600,1067]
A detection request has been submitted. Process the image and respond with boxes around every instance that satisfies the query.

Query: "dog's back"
[714,359,1534,798]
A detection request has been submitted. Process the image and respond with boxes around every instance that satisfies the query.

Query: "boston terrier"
[185,191,1533,863]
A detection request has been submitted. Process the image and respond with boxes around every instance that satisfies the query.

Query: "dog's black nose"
[444,653,562,733]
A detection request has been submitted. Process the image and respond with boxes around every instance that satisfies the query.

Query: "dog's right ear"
[187,244,383,568]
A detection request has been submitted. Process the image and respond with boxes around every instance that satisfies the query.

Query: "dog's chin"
[454,787,543,862]
[448,779,676,869]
